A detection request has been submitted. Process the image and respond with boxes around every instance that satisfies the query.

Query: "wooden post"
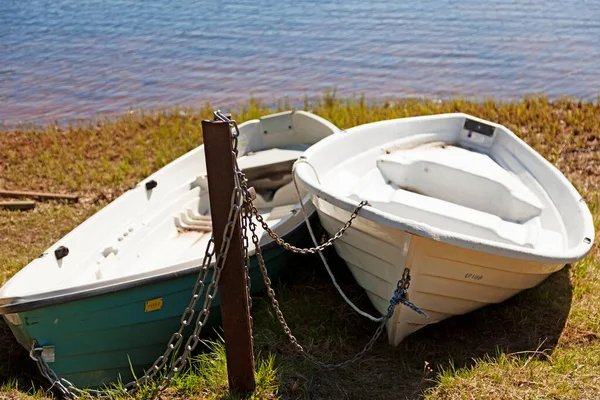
[202,119,256,395]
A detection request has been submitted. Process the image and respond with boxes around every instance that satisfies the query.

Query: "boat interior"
[86,146,307,285]
[0,110,341,299]
[0,147,307,298]
[319,116,573,254]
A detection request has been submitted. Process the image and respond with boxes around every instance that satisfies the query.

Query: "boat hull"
[3,228,308,389]
[314,197,563,346]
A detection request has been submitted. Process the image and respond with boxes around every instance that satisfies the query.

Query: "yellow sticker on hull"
[145,298,163,312]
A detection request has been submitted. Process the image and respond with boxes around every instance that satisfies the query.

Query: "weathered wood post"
[202,118,256,395]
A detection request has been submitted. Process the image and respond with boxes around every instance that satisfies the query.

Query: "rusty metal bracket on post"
[202,118,256,395]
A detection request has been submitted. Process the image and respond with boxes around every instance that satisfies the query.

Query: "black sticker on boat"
[464,119,495,137]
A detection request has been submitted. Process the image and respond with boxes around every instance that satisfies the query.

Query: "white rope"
[292,158,385,323]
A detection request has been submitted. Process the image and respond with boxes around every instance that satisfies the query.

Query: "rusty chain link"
[251,200,369,255]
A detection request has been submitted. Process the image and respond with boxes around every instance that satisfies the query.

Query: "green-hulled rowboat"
[0,111,340,388]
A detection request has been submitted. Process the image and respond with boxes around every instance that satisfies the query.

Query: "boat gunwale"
[296,113,595,264]
[0,208,310,315]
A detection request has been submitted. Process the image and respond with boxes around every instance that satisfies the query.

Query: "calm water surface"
[1,0,600,127]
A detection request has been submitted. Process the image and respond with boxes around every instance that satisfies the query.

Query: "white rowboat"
[294,113,594,345]
[0,110,340,387]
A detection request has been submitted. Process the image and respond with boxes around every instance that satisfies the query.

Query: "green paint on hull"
[5,228,310,388]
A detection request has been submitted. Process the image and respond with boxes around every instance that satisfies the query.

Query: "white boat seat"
[376,144,544,223]
[249,174,293,192]
[253,179,303,209]
[265,204,297,221]
[240,146,307,182]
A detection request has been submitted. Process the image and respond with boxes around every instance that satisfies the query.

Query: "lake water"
[2,0,600,127]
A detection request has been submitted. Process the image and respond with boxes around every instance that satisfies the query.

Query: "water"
[2,0,600,127]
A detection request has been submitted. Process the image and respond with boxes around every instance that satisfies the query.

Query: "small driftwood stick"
[0,201,36,211]
[0,190,78,203]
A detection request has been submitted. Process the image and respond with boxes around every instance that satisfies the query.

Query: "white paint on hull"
[317,200,559,345]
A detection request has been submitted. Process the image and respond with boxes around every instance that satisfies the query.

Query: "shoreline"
[2,93,598,132]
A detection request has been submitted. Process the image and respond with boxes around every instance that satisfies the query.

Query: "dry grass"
[0,95,598,399]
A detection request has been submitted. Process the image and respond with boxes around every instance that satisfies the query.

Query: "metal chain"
[389,269,428,318]
[241,205,253,313]
[214,110,239,158]
[247,208,387,368]
[249,202,426,367]
[251,200,369,255]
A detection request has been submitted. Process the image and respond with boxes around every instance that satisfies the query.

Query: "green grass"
[169,339,278,400]
[429,345,600,399]
[0,95,599,399]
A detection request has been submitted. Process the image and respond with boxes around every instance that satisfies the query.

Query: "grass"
[169,339,278,400]
[0,94,598,399]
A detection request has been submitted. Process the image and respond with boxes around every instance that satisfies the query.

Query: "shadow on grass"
[253,247,572,400]
[0,317,46,393]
